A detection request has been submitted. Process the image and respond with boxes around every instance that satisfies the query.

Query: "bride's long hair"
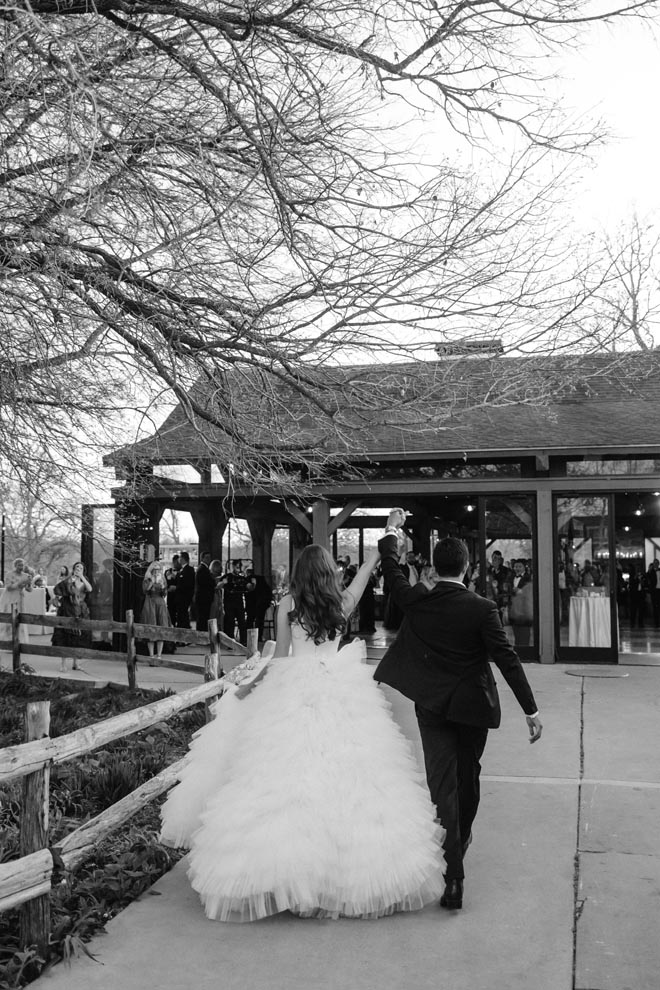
[288,545,347,644]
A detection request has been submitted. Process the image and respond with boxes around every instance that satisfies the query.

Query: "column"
[312,499,330,548]
[247,517,277,578]
[290,520,311,571]
[189,503,228,561]
[536,489,555,664]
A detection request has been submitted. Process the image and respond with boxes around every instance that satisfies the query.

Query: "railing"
[0,604,250,689]
[0,616,260,959]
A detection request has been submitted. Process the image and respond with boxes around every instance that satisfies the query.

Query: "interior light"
[465,504,475,512]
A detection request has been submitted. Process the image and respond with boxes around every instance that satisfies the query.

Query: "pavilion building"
[96,349,660,664]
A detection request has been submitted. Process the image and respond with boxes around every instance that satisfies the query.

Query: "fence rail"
[0,612,261,959]
[0,605,248,687]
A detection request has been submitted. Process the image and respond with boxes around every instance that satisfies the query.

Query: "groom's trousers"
[415,705,488,881]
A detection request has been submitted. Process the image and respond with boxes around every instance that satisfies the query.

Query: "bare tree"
[1,1,659,496]
[0,478,80,579]
[587,215,660,351]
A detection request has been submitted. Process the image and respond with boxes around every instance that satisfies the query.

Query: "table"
[568,595,611,648]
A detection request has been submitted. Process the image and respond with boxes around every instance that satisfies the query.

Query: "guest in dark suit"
[508,559,534,647]
[175,551,195,631]
[374,508,542,911]
[628,563,647,628]
[193,551,215,632]
[165,554,181,624]
[219,560,256,645]
[244,568,273,640]
[647,560,660,627]
[486,549,511,621]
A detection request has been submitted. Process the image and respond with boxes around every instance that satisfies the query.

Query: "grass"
[0,671,205,988]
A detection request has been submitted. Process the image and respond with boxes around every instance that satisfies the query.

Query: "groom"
[374,509,542,910]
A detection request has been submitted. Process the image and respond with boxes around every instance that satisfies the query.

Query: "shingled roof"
[105,349,660,468]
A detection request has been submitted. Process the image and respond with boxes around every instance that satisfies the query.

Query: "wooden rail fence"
[0,616,261,959]
[0,605,251,688]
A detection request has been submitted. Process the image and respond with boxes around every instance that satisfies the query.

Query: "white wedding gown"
[160,624,445,922]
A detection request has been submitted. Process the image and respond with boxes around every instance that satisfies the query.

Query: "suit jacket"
[177,564,196,606]
[373,535,537,729]
[194,563,216,608]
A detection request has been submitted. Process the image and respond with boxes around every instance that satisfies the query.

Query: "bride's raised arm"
[341,547,380,614]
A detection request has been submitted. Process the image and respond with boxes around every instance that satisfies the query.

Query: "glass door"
[483,495,537,661]
[555,494,618,662]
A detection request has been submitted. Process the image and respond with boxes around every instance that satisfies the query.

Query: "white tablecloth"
[22,588,48,634]
[568,596,611,648]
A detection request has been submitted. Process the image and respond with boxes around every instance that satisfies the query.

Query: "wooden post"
[12,603,21,672]
[246,627,259,659]
[19,701,51,961]
[312,498,330,549]
[536,489,555,664]
[125,609,137,690]
[204,618,220,722]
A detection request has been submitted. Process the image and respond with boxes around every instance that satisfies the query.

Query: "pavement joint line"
[571,671,586,990]
[483,775,660,788]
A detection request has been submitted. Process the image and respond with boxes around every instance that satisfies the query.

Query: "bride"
[160,525,445,922]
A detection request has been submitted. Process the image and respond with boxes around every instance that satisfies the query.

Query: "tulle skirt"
[160,640,445,922]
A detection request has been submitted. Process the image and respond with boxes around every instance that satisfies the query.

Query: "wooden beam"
[328,499,363,535]
[287,505,312,534]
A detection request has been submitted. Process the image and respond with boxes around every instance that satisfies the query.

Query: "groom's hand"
[526,714,543,743]
[386,507,406,530]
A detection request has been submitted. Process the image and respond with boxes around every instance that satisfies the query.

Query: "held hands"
[526,715,543,744]
[386,507,406,530]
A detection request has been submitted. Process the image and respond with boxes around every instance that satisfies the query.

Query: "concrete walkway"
[21,657,660,990]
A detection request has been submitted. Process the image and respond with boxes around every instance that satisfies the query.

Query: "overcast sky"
[563,12,660,230]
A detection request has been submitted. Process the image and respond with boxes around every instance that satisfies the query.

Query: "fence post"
[204,618,220,723]
[11,602,21,672]
[246,627,259,660]
[19,701,51,962]
[125,609,137,690]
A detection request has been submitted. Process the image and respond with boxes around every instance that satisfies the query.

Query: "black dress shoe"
[440,878,463,910]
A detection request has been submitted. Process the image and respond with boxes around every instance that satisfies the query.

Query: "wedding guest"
[0,558,34,647]
[165,554,181,624]
[193,551,215,632]
[467,562,481,595]
[175,552,195,630]
[52,562,93,669]
[244,568,273,641]
[647,560,660,626]
[140,560,171,662]
[508,559,534,647]
[209,559,225,629]
[581,561,596,588]
[486,550,511,620]
[358,568,378,634]
[219,560,255,645]
[629,563,647,628]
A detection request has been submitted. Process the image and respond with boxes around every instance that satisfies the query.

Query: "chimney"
[435,338,504,359]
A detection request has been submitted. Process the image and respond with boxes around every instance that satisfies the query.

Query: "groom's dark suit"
[374,534,538,882]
